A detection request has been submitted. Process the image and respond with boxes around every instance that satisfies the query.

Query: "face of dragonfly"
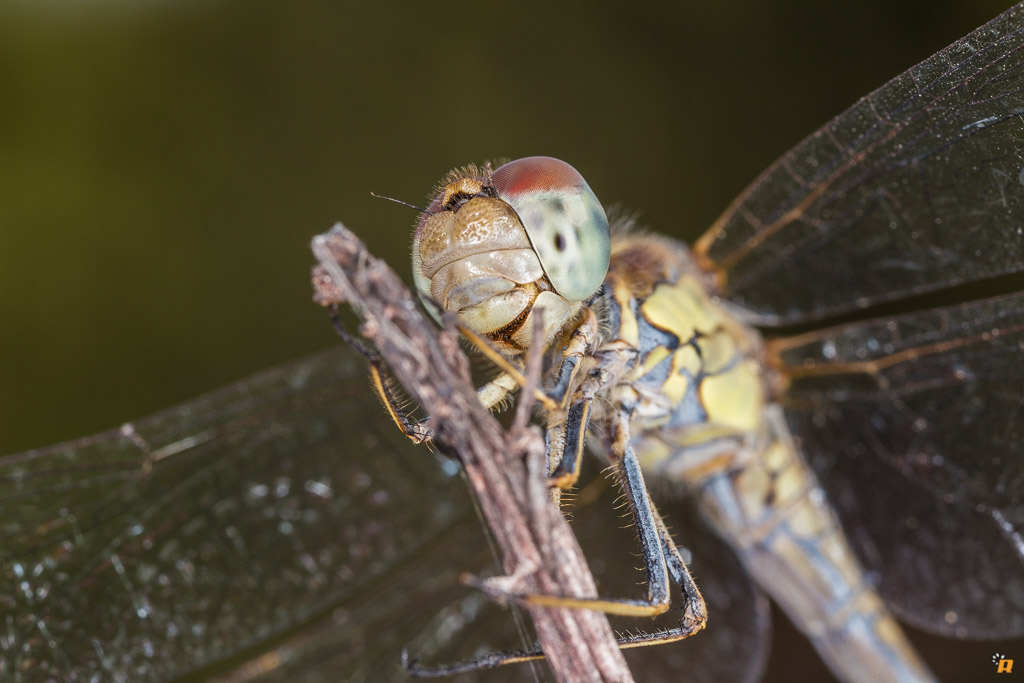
[411,157,611,355]
[5,4,1024,683]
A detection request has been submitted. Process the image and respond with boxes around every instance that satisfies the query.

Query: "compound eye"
[491,157,610,302]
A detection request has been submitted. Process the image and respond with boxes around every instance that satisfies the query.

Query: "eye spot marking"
[555,233,566,251]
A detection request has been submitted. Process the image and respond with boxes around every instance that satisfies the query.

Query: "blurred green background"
[1,0,1018,680]
[1,0,1011,453]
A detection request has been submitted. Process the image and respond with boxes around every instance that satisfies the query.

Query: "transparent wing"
[696,2,1024,325]
[0,347,486,681]
[772,291,1024,638]
[0,346,771,682]
[232,481,775,683]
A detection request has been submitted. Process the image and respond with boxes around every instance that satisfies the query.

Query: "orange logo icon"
[994,653,1014,673]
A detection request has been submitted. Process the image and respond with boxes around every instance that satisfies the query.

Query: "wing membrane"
[0,348,482,681]
[697,2,1024,324]
[771,291,1024,637]
[241,483,774,683]
[0,346,772,682]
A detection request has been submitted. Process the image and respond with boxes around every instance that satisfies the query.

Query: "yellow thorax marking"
[610,278,639,347]
[641,276,725,345]
[625,274,763,434]
[701,358,762,432]
[662,346,699,405]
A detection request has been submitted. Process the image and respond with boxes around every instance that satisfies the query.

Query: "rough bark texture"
[312,223,633,683]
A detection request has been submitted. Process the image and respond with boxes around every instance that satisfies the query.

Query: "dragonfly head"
[412,156,610,355]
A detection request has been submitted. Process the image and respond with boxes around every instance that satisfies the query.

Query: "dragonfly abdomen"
[688,409,934,683]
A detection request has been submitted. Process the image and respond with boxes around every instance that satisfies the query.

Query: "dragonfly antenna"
[370,191,428,212]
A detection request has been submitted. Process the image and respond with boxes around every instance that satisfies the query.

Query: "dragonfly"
[4,4,1024,683]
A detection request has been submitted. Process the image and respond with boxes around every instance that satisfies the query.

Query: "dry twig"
[311,223,634,683]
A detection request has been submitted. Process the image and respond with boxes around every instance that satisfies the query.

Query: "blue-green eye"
[491,157,610,302]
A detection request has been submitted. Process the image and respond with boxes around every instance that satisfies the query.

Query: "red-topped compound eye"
[491,156,586,198]
[490,157,610,302]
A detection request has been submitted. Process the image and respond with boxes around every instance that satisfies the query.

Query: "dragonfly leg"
[471,408,702,621]
[457,323,560,412]
[406,462,707,676]
[327,305,433,443]
[543,310,602,488]
[644,499,707,640]
[405,407,707,678]
[547,397,591,489]
[329,306,539,446]
[403,646,548,679]
[545,307,599,408]
[372,366,528,447]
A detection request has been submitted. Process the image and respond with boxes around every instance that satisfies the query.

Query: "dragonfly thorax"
[594,234,768,480]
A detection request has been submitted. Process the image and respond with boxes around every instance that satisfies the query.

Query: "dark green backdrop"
[1,0,1010,452]
[1,1,1017,681]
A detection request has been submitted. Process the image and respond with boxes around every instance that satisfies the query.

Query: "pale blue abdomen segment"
[637,409,935,683]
